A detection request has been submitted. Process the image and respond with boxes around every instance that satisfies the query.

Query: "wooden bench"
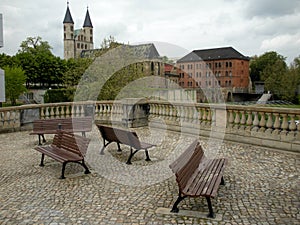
[34,130,91,179]
[97,124,156,164]
[30,117,93,145]
[169,139,228,218]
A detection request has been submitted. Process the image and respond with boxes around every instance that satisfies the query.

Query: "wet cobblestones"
[0,125,299,224]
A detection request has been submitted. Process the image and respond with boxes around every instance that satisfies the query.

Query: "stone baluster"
[207,108,212,126]
[65,105,71,118]
[227,109,234,128]
[280,114,289,134]
[40,107,45,119]
[0,112,3,128]
[252,111,259,131]
[45,107,50,118]
[288,114,297,135]
[9,111,16,128]
[50,106,55,118]
[79,105,84,117]
[273,113,281,134]
[234,110,240,128]
[266,112,273,133]
[3,111,9,128]
[240,110,246,129]
[245,110,253,130]
[259,112,266,132]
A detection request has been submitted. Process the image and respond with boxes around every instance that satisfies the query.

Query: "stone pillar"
[84,102,95,119]
[20,107,40,130]
[122,98,149,128]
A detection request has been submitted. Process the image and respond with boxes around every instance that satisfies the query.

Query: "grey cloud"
[244,0,300,18]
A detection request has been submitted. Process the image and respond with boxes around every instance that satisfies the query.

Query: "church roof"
[63,4,74,24]
[83,8,93,28]
[177,47,249,62]
[81,43,161,59]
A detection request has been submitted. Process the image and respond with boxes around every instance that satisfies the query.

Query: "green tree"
[4,66,27,105]
[16,36,66,88]
[62,57,93,87]
[289,56,300,102]
[250,51,286,82]
[0,53,18,68]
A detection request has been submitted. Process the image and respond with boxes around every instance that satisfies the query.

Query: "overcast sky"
[0,0,299,63]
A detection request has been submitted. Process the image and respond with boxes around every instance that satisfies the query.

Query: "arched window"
[151,62,154,74]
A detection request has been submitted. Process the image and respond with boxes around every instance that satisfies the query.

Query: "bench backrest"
[97,125,141,149]
[33,117,93,132]
[169,139,199,174]
[52,131,90,157]
[170,140,205,191]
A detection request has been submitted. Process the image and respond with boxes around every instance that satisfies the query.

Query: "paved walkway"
[0,125,299,225]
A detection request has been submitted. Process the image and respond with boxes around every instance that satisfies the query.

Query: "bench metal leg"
[206,197,215,218]
[81,131,86,137]
[145,149,151,161]
[117,143,122,152]
[39,154,45,167]
[126,148,139,164]
[38,134,46,145]
[171,193,187,213]
[81,159,91,174]
[60,162,67,179]
[221,176,225,185]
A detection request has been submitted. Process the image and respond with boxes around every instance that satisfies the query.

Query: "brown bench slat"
[170,140,227,218]
[97,124,156,164]
[30,117,93,145]
[33,131,91,179]
[169,139,199,174]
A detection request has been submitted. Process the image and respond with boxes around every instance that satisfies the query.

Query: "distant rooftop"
[81,43,161,59]
[177,47,249,62]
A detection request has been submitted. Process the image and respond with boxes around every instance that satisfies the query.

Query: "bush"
[44,88,75,103]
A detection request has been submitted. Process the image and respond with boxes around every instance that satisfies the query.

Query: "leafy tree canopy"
[3,66,27,105]
[250,51,286,82]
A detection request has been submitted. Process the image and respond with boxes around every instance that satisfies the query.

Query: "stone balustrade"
[0,100,299,152]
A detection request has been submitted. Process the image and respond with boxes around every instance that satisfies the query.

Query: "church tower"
[63,3,94,59]
[63,2,75,59]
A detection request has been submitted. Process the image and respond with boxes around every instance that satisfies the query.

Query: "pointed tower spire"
[83,7,93,28]
[63,1,74,24]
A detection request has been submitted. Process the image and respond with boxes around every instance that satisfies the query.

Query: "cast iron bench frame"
[97,124,156,164]
[169,140,228,218]
[30,117,93,145]
[34,130,91,179]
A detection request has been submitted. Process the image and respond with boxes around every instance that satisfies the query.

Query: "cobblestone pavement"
[0,125,299,225]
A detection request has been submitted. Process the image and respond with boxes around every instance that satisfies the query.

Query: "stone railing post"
[122,98,149,128]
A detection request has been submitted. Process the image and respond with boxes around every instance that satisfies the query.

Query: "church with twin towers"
[63,2,94,59]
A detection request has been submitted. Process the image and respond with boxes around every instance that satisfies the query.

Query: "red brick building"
[176,47,250,92]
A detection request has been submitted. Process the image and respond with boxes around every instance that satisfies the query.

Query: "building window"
[90,29,92,35]
[85,44,87,49]
[64,26,66,31]
[226,62,228,67]
[229,62,232,67]
[219,62,221,67]
[64,34,66,39]
[71,34,73,39]
[229,71,232,77]
[70,26,73,31]
[77,43,80,48]
[225,71,229,76]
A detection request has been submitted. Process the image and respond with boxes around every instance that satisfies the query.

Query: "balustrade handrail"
[0,100,299,152]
